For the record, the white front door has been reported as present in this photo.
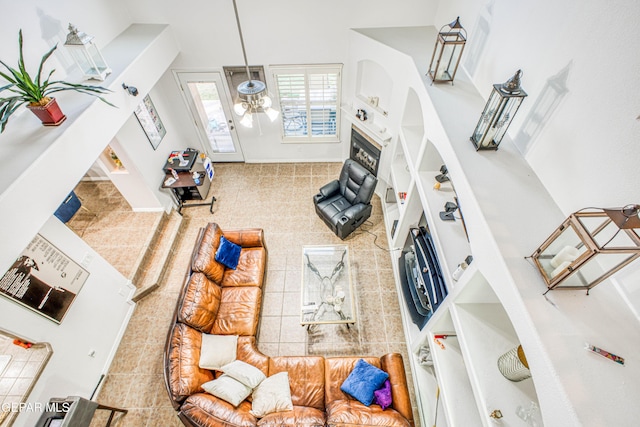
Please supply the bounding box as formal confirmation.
[176,71,244,162]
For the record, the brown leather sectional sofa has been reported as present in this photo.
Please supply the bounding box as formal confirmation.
[164,223,415,427]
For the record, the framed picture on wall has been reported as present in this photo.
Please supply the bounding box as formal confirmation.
[134,94,166,150]
[0,234,90,324]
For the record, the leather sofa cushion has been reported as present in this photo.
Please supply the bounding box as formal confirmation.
[324,357,382,403]
[181,393,257,427]
[268,356,325,410]
[224,228,266,248]
[222,246,266,288]
[320,194,350,216]
[258,406,325,427]
[167,323,214,403]
[325,399,411,427]
[192,223,226,284]
[212,286,262,336]
[178,272,222,334]
[339,159,376,206]
[237,336,269,376]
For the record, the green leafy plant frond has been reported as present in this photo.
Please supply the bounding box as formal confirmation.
[0,29,114,133]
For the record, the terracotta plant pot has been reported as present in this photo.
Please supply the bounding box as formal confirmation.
[26,97,67,126]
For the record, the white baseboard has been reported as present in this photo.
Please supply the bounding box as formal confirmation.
[244,158,344,164]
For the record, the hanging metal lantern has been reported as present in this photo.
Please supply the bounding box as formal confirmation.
[64,24,111,81]
[470,70,528,150]
[427,17,467,84]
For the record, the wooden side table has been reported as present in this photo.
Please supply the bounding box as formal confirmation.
[162,167,215,214]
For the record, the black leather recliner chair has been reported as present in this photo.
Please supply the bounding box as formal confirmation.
[314,159,378,239]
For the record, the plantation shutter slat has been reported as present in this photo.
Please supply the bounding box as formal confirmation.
[273,65,341,142]
[276,73,307,136]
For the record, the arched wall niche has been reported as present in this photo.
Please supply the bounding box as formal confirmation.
[356,59,393,113]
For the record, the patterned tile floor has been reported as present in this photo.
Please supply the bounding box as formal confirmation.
[82,162,418,427]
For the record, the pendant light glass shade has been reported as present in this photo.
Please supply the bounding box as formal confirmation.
[239,111,253,128]
[265,107,279,121]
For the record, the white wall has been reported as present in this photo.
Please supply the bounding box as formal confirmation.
[0,16,179,423]
[0,217,135,427]
[102,136,165,212]
[123,0,438,162]
[0,0,131,83]
[431,0,640,311]
[110,73,198,213]
[433,0,640,215]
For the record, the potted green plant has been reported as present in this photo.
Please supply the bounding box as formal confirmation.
[0,29,114,133]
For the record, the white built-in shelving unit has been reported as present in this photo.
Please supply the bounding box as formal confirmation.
[367,55,538,425]
[385,97,540,426]
[347,25,640,427]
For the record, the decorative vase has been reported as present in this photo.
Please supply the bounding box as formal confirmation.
[26,97,67,126]
[497,345,531,382]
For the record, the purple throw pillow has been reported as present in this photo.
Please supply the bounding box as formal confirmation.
[373,379,392,410]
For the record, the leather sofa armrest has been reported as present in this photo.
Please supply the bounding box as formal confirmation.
[237,336,270,375]
[315,180,340,203]
[381,353,414,426]
[223,228,265,248]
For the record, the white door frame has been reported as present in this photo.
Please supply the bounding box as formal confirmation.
[174,70,244,162]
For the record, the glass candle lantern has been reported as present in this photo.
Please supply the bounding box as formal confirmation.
[427,17,467,84]
[64,24,111,81]
[470,70,527,150]
[530,205,640,294]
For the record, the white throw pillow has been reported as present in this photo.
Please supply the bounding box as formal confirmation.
[202,374,252,407]
[250,372,293,418]
[221,360,266,389]
[199,334,238,370]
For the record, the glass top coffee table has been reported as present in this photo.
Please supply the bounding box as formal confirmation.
[301,245,356,328]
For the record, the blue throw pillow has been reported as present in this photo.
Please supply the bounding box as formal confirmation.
[340,359,389,406]
[215,236,241,270]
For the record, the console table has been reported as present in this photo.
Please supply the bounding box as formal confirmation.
[161,152,215,214]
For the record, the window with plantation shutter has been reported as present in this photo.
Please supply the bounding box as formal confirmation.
[272,64,342,143]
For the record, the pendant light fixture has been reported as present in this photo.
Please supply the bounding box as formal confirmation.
[231,0,279,128]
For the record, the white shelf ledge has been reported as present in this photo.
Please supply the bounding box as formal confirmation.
[341,105,392,146]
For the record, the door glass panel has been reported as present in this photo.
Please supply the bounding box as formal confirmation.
[185,82,234,153]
